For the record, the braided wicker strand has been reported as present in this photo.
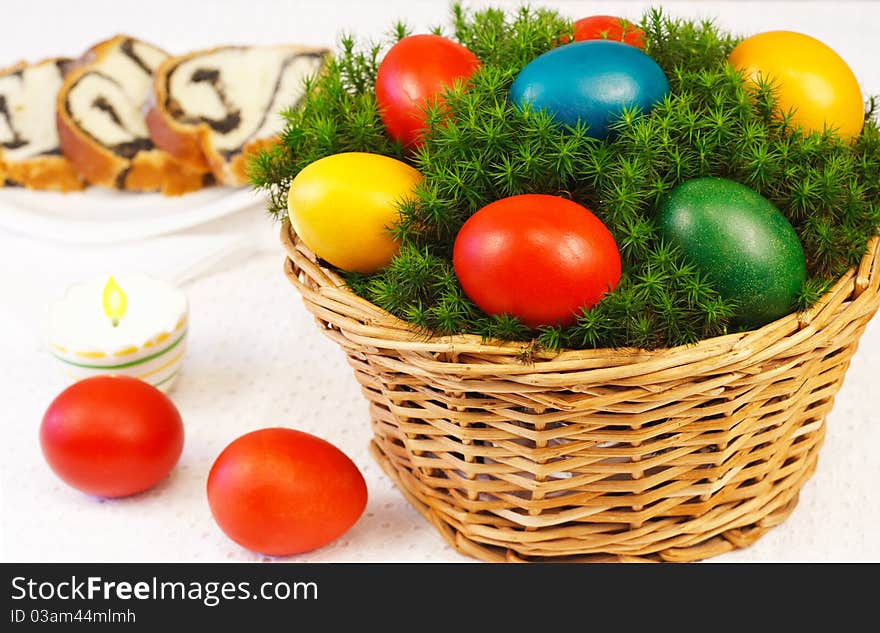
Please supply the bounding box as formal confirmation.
[282,220,880,562]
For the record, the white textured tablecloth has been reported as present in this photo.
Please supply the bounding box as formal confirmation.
[1,0,878,563]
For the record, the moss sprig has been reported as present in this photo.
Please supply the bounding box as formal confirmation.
[251,3,880,352]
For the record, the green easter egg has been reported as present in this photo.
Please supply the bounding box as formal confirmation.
[656,177,807,329]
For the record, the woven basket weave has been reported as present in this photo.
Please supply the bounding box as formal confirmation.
[281,219,880,562]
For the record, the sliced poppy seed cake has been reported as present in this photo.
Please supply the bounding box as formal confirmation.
[147,45,329,186]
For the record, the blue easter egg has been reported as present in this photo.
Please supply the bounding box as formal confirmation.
[508,40,670,139]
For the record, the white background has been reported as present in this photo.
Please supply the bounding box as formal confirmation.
[0,0,878,563]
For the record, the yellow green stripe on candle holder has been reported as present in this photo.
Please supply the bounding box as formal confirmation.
[49,329,187,370]
[48,327,188,394]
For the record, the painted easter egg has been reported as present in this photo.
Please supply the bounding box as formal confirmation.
[207,427,367,556]
[573,15,646,49]
[728,31,864,140]
[40,375,184,499]
[453,194,621,328]
[508,39,669,139]
[655,177,807,329]
[375,34,482,150]
[287,152,422,274]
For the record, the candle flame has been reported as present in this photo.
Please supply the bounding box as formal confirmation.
[102,276,127,327]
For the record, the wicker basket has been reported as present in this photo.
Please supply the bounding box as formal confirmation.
[281,219,880,562]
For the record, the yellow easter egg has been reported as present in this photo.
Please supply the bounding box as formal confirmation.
[287,152,422,273]
[728,30,864,140]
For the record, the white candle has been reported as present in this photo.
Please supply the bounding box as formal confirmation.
[46,273,189,393]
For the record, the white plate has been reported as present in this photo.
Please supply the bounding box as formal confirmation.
[0,185,264,244]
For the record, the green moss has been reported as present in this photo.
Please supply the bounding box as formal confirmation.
[250,3,880,351]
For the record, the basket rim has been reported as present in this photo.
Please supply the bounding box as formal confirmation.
[281,218,880,368]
